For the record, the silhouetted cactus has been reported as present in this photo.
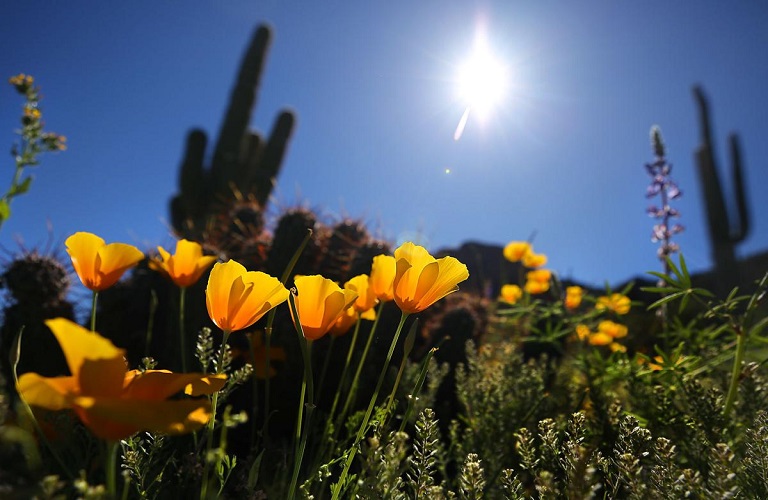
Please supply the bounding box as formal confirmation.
[692,86,750,296]
[0,252,74,385]
[169,24,296,255]
[318,219,371,283]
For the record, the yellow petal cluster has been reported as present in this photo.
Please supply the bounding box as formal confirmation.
[596,293,631,315]
[524,269,552,295]
[205,260,289,333]
[392,242,469,314]
[503,241,531,263]
[565,286,584,310]
[149,239,217,288]
[65,232,144,291]
[17,318,226,440]
[292,275,358,340]
[500,284,523,304]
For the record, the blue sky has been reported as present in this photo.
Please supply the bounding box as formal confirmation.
[2,1,767,288]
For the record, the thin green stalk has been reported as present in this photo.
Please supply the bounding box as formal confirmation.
[90,291,99,331]
[11,328,75,480]
[336,302,384,432]
[256,228,314,451]
[144,289,158,358]
[287,294,315,500]
[399,347,438,433]
[316,335,336,405]
[327,317,362,431]
[723,326,746,417]
[179,287,188,372]
[331,312,409,500]
[201,329,231,500]
[384,319,418,416]
[106,440,119,499]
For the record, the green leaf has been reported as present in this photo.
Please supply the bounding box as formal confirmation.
[0,199,10,221]
[647,291,688,310]
[8,176,32,196]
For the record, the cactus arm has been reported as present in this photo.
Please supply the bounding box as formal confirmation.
[211,25,272,196]
[252,111,295,205]
[728,133,750,241]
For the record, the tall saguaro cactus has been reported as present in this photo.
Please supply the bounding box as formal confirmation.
[170,24,296,247]
[692,85,750,296]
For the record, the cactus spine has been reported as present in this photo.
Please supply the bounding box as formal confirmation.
[692,85,751,296]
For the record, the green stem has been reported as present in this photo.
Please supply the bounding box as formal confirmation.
[144,289,158,358]
[332,312,409,500]
[328,317,362,430]
[106,440,119,499]
[179,287,188,372]
[287,294,315,500]
[723,326,746,417]
[90,291,99,331]
[316,335,336,406]
[201,329,231,500]
[336,302,384,433]
[256,228,314,451]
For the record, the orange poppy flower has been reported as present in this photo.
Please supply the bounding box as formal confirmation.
[149,239,217,288]
[205,260,288,333]
[291,275,358,341]
[65,232,144,291]
[17,318,226,440]
[392,242,469,314]
[369,255,396,302]
[345,274,378,313]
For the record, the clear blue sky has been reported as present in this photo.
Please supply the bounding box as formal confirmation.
[2,1,767,288]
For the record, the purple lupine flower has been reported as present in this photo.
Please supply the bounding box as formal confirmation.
[645,126,683,274]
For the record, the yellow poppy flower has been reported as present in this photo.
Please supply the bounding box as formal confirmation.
[17,318,226,441]
[149,239,217,288]
[292,275,358,341]
[500,284,522,304]
[392,242,469,314]
[345,274,379,313]
[565,286,584,310]
[329,306,358,337]
[503,241,531,263]
[65,232,144,291]
[597,320,628,339]
[588,332,613,346]
[575,324,591,341]
[522,252,547,268]
[205,260,289,333]
[524,269,552,295]
[369,255,396,302]
[596,293,631,315]
[609,342,627,353]
[230,331,287,379]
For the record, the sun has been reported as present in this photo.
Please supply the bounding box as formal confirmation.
[453,34,509,140]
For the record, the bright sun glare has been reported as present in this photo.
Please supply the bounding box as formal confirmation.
[454,34,508,140]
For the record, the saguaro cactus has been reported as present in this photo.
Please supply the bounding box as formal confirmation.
[170,24,296,248]
[692,85,750,296]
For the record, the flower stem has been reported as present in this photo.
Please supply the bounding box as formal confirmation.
[336,302,384,433]
[106,440,119,499]
[90,291,99,331]
[179,287,188,372]
[331,312,409,500]
[201,329,231,500]
[287,295,315,500]
[723,325,746,417]
[327,317,361,430]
